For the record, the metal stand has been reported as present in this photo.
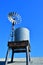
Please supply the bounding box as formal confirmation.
[5,40,31,65]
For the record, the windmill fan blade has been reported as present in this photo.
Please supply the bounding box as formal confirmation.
[8,12,22,24]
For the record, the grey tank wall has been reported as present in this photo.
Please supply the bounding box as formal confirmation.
[15,27,30,42]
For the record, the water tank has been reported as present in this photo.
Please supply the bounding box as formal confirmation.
[15,27,30,42]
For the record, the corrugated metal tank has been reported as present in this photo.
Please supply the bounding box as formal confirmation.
[15,27,30,42]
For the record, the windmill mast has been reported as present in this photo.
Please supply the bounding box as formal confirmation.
[8,12,22,41]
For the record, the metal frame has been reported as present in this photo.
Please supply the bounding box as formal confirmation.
[5,40,31,65]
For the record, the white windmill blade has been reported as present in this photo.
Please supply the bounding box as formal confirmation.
[8,16,15,23]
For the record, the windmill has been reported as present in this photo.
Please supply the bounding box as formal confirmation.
[5,12,31,65]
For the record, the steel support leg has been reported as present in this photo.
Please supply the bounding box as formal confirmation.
[26,46,30,65]
[5,48,10,65]
[11,49,14,62]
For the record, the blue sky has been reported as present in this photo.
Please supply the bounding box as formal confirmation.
[0,0,43,58]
